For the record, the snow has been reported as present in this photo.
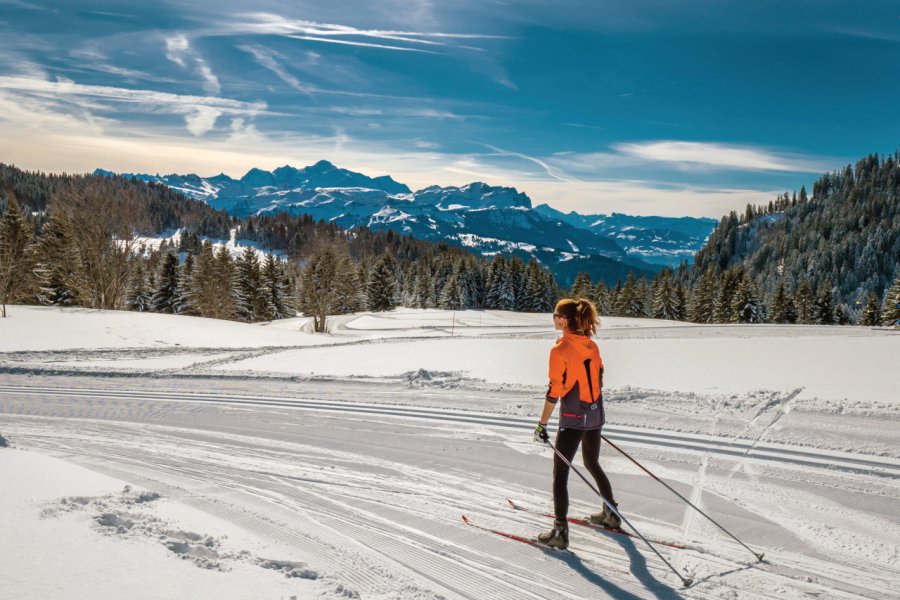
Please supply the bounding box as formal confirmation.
[0,450,325,600]
[452,233,538,253]
[1,305,899,599]
[217,321,897,407]
[0,305,318,351]
[132,227,286,261]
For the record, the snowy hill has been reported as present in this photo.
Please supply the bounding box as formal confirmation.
[100,163,694,284]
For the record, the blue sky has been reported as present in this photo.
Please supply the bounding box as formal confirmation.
[0,0,898,217]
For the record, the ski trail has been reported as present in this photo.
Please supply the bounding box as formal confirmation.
[677,396,724,566]
[727,387,804,478]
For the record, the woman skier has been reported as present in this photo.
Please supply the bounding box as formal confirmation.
[533,298,620,549]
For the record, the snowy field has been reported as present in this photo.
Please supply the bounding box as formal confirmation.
[1,306,898,599]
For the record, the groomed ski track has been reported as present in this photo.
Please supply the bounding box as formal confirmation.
[2,379,898,599]
[2,384,897,478]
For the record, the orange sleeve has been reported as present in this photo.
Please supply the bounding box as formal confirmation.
[547,342,567,400]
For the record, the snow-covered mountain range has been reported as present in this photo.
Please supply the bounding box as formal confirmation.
[99,161,717,285]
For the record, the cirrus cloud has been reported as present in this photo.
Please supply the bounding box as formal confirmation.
[613,140,829,173]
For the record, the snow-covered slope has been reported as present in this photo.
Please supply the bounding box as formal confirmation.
[2,307,898,599]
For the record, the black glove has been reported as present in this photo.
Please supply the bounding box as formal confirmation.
[534,422,549,443]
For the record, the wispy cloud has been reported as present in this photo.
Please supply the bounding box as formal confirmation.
[564,122,605,131]
[0,88,109,134]
[613,140,828,172]
[479,143,575,182]
[325,106,464,119]
[238,44,308,92]
[286,35,438,54]
[67,46,176,84]
[830,26,900,43]
[218,13,507,54]
[0,76,266,136]
[0,0,44,10]
[0,76,265,113]
[164,33,221,95]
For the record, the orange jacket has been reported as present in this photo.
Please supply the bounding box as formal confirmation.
[547,332,604,403]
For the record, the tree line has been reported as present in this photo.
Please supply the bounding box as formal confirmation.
[0,164,559,327]
[3,154,899,328]
[677,151,900,325]
[566,266,900,326]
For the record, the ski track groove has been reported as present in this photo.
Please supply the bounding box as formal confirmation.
[2,384,897,476]
[728,388,805,477]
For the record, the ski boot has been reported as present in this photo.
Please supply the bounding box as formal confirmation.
[537,519,569,549]
[589,501,622,530]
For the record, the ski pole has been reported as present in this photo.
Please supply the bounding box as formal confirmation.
[601,433,765,562]
[544,439,694,588]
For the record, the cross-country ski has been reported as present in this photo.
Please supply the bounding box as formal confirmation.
[506,499,689,550]
[461,515,573,553]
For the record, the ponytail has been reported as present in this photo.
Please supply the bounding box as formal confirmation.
[555,297,599,336]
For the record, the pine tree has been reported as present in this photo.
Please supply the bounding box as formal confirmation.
[769,280,796,324]
[438,272,464,310]
[635,276,649,317]
[674,283,687,321]
[34,213,79,306]
[334,253,366,314]
[795,280,814,324]
[607,281,622,316]
[188,241,216,318]
[462,259,488,309]
[812,280,835,325]
[688,267,718,323]
[592,281,609,317]
[730,274,766,323]
[367,254,398,312]
[175,253,197,315]
[212,245,238,320]
[570,272,593,300]
[235,247,272,322]
[484,256,506,309]
[413,260,434,309]
[150,251,181,314]
[521,259,546,312]
[509,257,527,311]
[834,304,850,325]
[126,261,152,312]
[714,269,741,323]
[261,254,292,319]
[859,291,881,326]
[617,273,638,317]
[0,196,35,317]
[652,272,679,320]
[881,272,900,326]
[496,260,516,311]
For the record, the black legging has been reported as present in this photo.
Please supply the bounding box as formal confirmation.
[552,427,615,521]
